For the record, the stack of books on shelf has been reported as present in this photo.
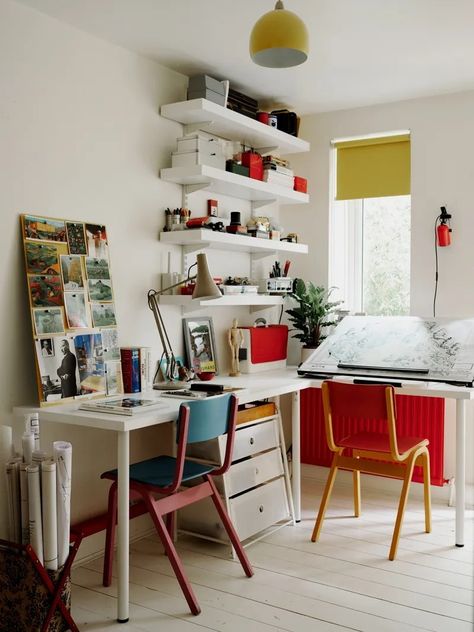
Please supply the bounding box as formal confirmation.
[262,155,294,188]
[120,347,152,393]
[226,88,258,119]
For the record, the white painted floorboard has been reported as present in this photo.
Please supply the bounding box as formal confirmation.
[71,476,473,631]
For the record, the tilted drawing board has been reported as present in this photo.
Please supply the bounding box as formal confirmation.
[298,315,474,386]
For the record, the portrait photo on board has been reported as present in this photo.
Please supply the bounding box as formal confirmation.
[35,336,80,401]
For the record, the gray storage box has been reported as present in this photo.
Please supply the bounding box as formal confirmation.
[187,74,226,106]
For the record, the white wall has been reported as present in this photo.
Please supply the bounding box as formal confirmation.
[281,90,474,487]
[0,0,286,553]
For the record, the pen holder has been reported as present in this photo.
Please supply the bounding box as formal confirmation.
[259,278,293,295]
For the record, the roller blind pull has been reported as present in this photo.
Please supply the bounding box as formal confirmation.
[334,133,410,200]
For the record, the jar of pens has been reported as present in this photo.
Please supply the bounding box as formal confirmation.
[259,260,293,295]
[163,207,191,231]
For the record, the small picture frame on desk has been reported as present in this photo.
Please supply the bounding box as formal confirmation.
[183,317,218,375]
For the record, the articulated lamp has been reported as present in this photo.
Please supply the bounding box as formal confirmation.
[249,1,309,68]
[148,253,221,390]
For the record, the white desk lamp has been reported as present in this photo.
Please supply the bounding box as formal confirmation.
[148,253,221,389]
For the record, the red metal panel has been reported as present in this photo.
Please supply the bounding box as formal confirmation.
[300,387,445,486]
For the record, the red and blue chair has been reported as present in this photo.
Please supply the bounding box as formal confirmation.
[101,393,253,615]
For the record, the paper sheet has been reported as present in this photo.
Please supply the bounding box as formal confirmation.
[27,464,44,563]
[54,441,72,567]
[19,463,29,545]
[0,425,13,539]
[41,460,58,570]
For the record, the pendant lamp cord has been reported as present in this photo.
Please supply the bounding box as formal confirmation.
[433,214,441,317]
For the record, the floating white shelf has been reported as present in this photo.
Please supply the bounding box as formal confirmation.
[160,165,308,205]
[159,294,285,313]
[160,98,310,155]
[160,229,308,255]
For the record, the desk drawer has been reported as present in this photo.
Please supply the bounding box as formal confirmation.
[186,418,279,464]
[229,477,290,541]
[225,449,284,497]
[179,475,289,542]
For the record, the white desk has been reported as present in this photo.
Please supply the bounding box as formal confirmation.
[14,369,473,623]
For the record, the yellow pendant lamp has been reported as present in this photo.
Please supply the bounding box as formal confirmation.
[250,1,309,68]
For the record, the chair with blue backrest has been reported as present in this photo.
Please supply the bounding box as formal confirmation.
[100,393,253,615]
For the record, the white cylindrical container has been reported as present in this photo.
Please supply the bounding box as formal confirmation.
[22,431,34,465]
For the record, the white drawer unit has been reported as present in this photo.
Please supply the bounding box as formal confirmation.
[187,417,280,464]
[179,406,294,552]
[229,477,290,542]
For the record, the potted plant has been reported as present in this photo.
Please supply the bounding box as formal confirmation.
[286,279,342,363]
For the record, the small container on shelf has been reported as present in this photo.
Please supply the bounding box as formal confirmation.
[294,176,307,193]
[259,278,294,295]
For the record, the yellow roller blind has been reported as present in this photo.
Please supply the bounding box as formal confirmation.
[335,134,410,200]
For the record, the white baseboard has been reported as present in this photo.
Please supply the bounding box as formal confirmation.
[301,463,474,508]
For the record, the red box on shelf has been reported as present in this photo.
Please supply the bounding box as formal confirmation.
[294,176,307,193]
[241,151,263,180]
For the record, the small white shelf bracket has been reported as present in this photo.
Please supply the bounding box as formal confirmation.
[183,120,214,135]
[254,145,278,155]
[182,182,210,207]
[251,199,276,212]
[182,243,209,274]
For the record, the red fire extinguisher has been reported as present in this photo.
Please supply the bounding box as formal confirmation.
[436,206,452,247]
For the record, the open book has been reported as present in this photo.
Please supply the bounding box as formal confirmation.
[79,396,168,416]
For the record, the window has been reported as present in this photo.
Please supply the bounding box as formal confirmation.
[329,133,411,316]
[330,196,411,315]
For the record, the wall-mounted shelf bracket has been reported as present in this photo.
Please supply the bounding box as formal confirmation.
[182,182,210,207]
[251,199,276,212]
[183,120,213,135]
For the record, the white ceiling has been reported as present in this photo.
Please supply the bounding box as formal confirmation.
[16,0,474,114]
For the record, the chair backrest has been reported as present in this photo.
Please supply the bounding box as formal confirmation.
[322,381,402,461]
[169,394,238,491]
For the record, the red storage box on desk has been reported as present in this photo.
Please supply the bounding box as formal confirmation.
[239,324,288,373]
[241,151,263,180]
[294,176,307,193]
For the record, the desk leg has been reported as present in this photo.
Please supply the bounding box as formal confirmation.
[455,400,466,547]
[292,391,301,522]
[117,431,130,622]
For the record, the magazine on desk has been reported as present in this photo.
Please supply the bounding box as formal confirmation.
[79,396,169,416]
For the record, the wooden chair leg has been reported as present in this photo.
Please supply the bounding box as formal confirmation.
[103,481,118,587]
[421,449,432,533]
[144,494,201,616]
[389,456,416,561]
[311,455,339,542]
[206,476,254,578]
[353,470,361,517]
[166,511,176,542]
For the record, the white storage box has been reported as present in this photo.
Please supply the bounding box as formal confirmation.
[177,133,223,155]
[171,149,226,170]
[221,285,259,295]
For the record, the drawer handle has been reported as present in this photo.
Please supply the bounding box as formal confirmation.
[259,505,264,513]
[255,468,259,475]
[249,437,255,445]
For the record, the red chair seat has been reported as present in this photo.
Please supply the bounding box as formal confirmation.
[339,431,429,454]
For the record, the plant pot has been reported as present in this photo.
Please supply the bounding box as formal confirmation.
[301,346,317,363]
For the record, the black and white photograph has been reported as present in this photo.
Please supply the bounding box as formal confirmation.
[35,336,80,401]
[32,307,65,336]
[183,317,218,374]
[40,338,54,357]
